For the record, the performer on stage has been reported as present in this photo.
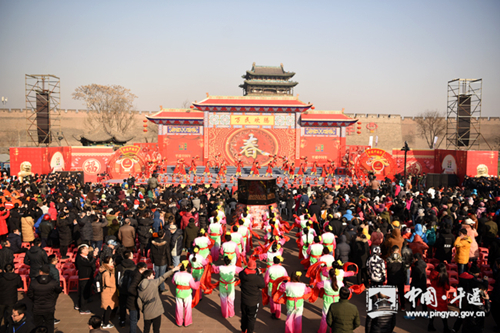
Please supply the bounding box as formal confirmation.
[281,155,289,175]
[288,162,295,179]
[265,162,273,177]
[172,260,200,327]
[235,154,244,177]
[301,157,308,175]
[250,160,260,177]
[189,156,198,175]
[203,160,213,176]
[214,153,222,170]
[311,161,318,176]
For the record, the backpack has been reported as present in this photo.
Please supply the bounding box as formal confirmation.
[426,228,436,246]
[118,268,134,292]
[94,271,104,293]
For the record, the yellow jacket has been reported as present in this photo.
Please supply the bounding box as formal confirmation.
[454,236,472,264]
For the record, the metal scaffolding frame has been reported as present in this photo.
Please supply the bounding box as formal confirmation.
[445,78,487,150]
[25,74,67,146]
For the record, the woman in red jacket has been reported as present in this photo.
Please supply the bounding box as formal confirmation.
[0,207,10,241]
[427,263,450,332]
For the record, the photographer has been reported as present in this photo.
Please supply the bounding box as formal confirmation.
[238,259,265,333]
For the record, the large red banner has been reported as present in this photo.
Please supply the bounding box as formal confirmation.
[206,128,296,166]
[391,149,435,175]
[466,150,498,177]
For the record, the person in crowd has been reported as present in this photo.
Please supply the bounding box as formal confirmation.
[27,264,62,333]
[427,263,450,332]
[6,229,23,254]
[8,303,35,333]
[99,256,118,329]
[386,245,405,310]
[150,230,170,293]
[366,246,385,286]
[455,228,472,274]
[239,258,265,333]
[168,224,183,267]
[75,244,98,315]
[326,286,360,333]
[0,263,23,327]
[24,238,48,279]
[90,214,107,254]
[118,218,136,251]
[88,315,106,333]
[127,262,148,333]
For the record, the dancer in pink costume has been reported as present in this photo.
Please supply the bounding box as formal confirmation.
[208,218,223,261]
[172,261,200,327]
[314,268,340,333]
[264,255,288,320]
[220,233,241,266]
[258,242,284,271]
[193,228,212,259]
[211,255,244,318]
[274,271,312,333]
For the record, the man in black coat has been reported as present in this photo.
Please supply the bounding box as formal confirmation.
[57,209,72,259]
[116,251,136,328]
[238,259,265,333]
[6,229,23,254]
[75,244,98,314]
[27,264,62,333]
[8,303,35,333]
[127,262,147,333]
[0,240,14,272]
[434,227,455,263]
[23,238,48,279]
[0,263,23,327]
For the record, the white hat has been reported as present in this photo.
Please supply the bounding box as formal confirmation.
[464,218,475,225]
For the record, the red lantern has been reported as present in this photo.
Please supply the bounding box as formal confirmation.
[143,124,148,127]
[143,129,148,133]
[357,121,362,125]
[143,119,147,122]
[357,131,361,135]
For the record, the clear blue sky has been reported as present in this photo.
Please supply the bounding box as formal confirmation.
[1,0,499,116]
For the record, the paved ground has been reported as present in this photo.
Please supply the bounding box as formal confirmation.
[21,229,496,333]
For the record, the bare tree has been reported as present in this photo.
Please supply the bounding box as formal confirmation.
[414,110,446,149]
[72,84,137,136]
[181,99,191,109]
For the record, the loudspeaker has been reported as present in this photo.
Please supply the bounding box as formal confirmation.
[457,94,471,147]
[55,171,84,186]
[36,92,51,144]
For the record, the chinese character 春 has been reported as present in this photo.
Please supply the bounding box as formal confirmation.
[450,287,466,308]
[404,286,423,308]
[240,134,268,158]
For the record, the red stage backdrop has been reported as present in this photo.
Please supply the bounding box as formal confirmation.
[300,128,345,165]
[434,149,468,181]
[392,149,435,175]
[355,148,397,180]
[106,145,149,180]
[158,133,203,165]
[466,150,498,177]
[68,147,113,182]
[206,127,296,166]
